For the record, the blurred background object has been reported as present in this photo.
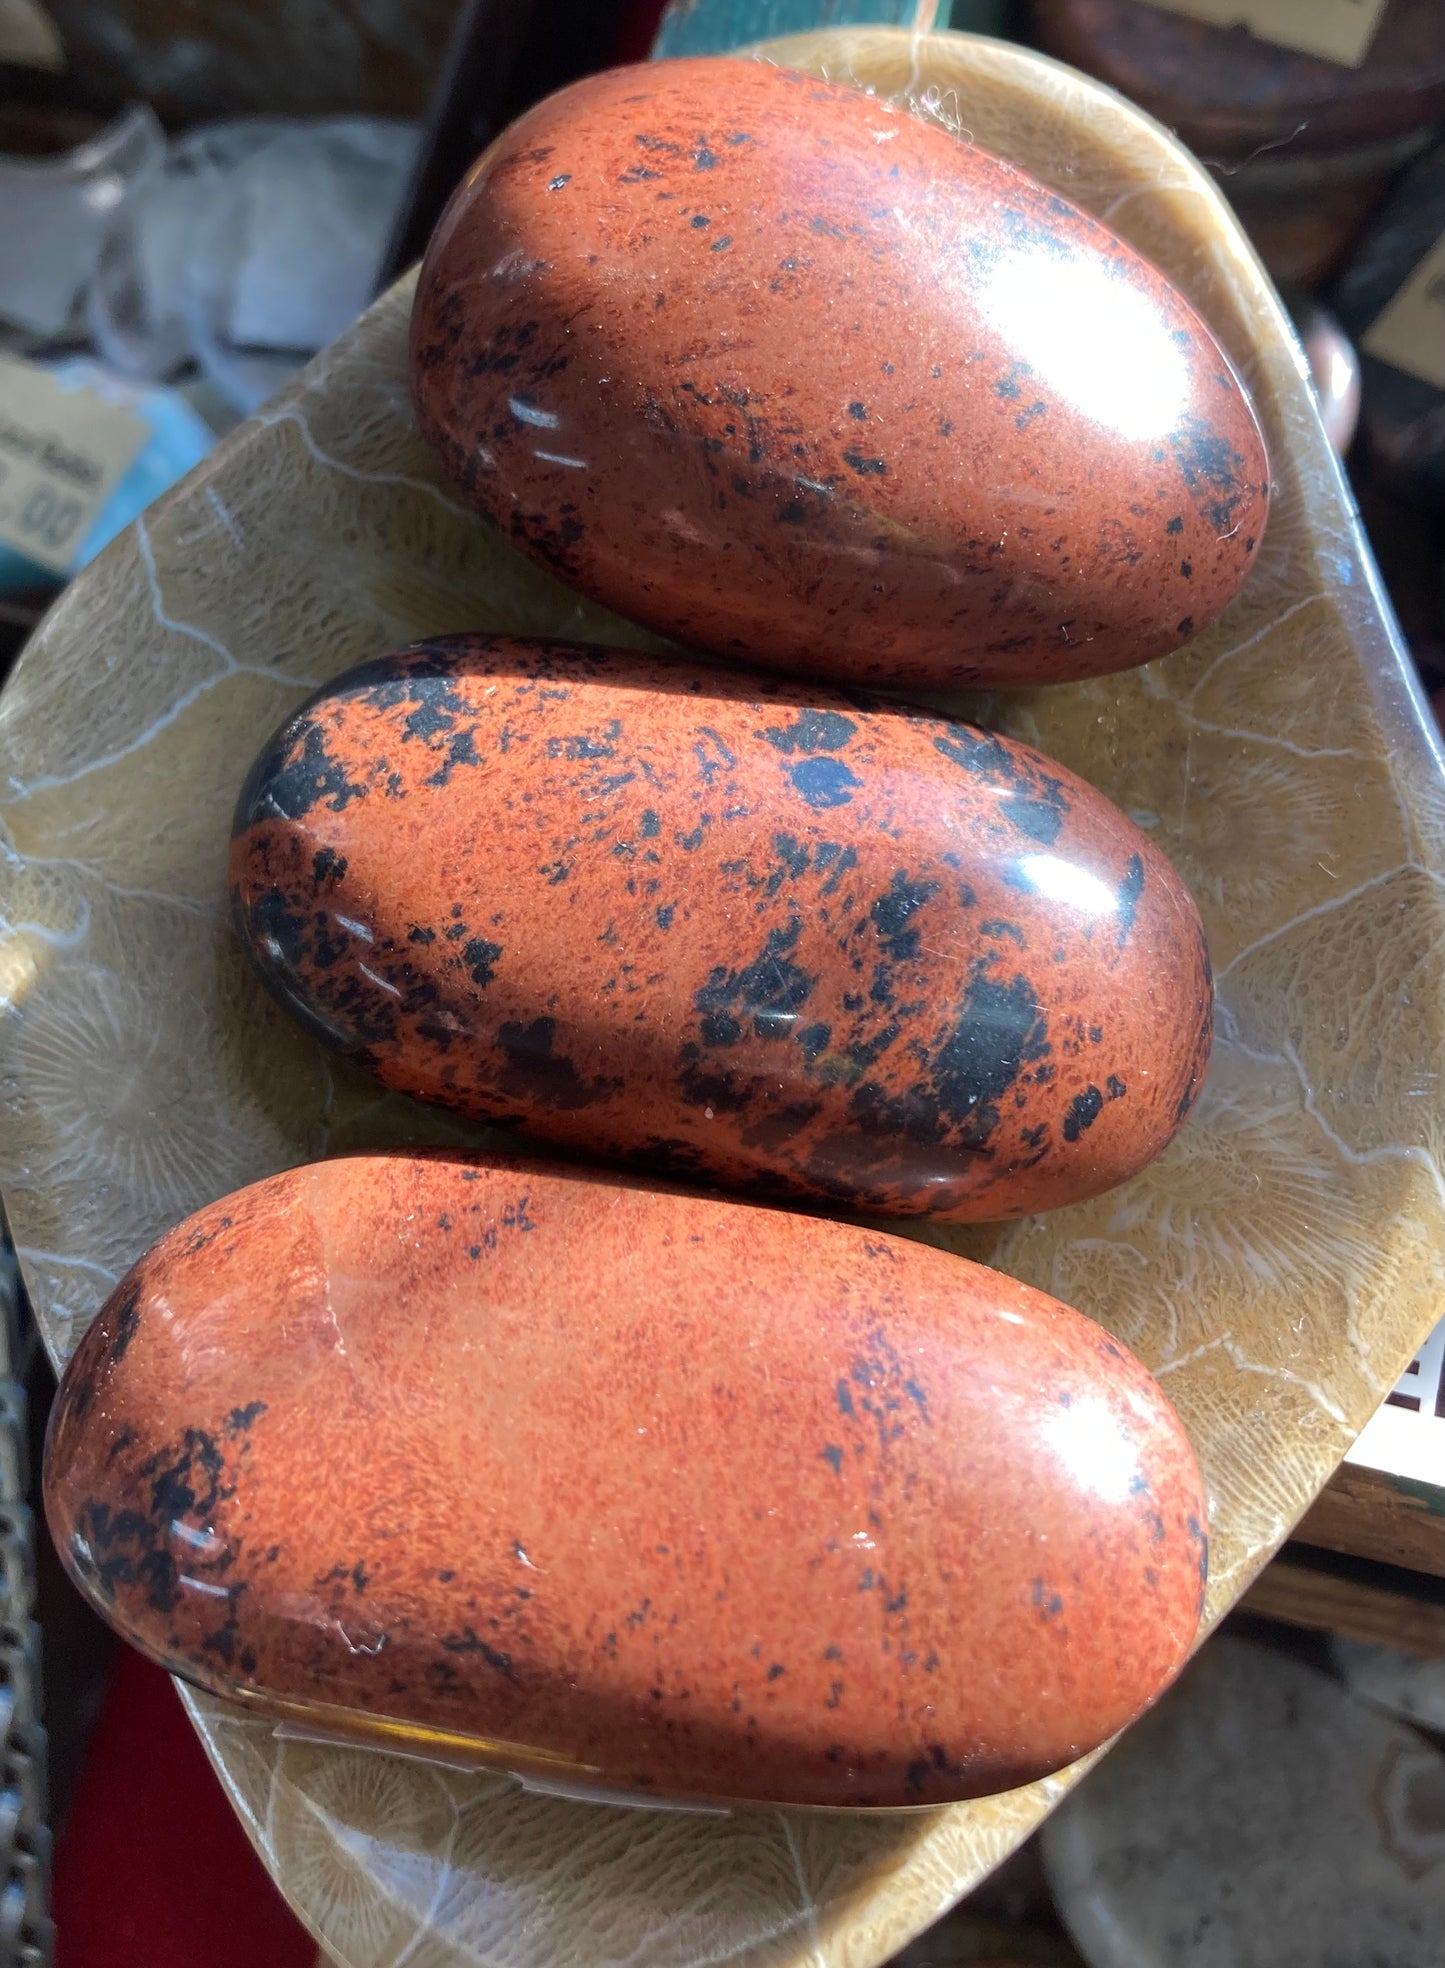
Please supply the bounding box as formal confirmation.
[1028,0,1445,286]
[0,0,64,74]
[0,103,160,342]
[93,116,419,413]
[1041,1630,1445,1968]
[378,0,636,284]
[0,357,212,592]
[26,111,420,416]
[1333,1636,1445,1731]
[28,0,459,125]
[1281,286,1361,456]
[1330,139,1445,511]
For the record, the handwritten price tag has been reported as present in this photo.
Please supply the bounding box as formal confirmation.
[0,355,148,578]
[1137,0,1389,69]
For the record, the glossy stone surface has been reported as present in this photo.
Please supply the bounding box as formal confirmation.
[410,58,1270,692]
[3,27,1443,1968]
[230,636,1211,1221]
[45,1151,1209,1810]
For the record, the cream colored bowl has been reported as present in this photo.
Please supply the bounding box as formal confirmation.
[4,28,1443,1968]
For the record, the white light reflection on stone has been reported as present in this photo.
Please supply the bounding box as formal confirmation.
[978,249,1191,441]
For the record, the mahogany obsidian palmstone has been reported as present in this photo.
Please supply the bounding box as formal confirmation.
[228,636,1212,1222]
[44,1153,1211,1809]
[409,57,1270,691]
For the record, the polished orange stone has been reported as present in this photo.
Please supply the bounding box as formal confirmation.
[229,636,1212,1222]
[410,57,1270,691]
[45,1153,1209,1809]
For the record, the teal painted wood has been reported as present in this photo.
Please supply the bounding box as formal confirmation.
[652,0,931,61]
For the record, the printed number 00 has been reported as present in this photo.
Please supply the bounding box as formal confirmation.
[19,485,84,551]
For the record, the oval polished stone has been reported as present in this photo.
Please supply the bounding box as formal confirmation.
[229,636,1213,1222]
[44,1153,1210,1809]
[410,57,1270,691]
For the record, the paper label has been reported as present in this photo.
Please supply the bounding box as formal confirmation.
[1361,233,1445,393]
[0,357,148,577]
[1137,0,1389,69]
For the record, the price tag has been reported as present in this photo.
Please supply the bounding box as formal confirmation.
[0,355,148,578]
[1361,233,1445,393]
[1137,0,1389,69]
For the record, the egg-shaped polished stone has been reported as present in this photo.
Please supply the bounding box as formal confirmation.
[45,1152,1210,1809]
[229,637,1213,1222]
[410,57,1270,691]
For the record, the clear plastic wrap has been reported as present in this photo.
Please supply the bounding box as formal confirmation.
[0,105,163,339]
[90,118,418,414]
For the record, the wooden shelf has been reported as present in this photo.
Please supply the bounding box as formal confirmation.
[1241,1548,1445,1657]
[1296,1460,1444,1577]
